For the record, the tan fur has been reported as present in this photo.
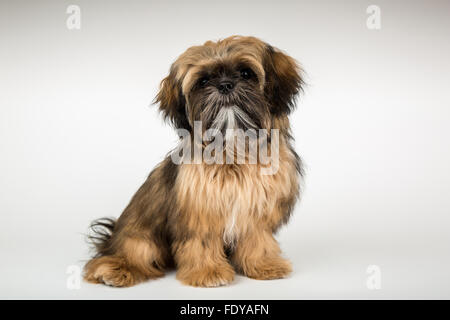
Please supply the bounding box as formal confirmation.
[171,138,298,284]
[176,140,298,242]
[84,238,165,287]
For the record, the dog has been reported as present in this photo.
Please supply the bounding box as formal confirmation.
[84,35,304,287]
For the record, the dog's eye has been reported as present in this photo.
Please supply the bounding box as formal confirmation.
[199,77,209,87]
[240,68,255,80]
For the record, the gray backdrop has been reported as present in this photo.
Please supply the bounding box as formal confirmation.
[1,0,449,299]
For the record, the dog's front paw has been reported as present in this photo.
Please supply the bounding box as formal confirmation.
[177,264,235,287]
[242,257,292,280]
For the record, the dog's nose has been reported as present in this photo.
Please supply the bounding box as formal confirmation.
[217,81,234,94]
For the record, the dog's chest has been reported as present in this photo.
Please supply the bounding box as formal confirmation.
[176,156,297,242]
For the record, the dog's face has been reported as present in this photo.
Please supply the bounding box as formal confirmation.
[155,36,303,133]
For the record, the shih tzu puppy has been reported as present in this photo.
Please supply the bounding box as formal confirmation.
[84,36,304,287]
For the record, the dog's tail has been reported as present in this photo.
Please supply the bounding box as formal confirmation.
[86,217,116,257]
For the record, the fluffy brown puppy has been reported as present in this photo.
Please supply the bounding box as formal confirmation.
[84,36,304,287]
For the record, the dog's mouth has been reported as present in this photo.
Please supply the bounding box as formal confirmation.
[202,91,266,131]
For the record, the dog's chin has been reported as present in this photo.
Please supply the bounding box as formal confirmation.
[208,105,258,134]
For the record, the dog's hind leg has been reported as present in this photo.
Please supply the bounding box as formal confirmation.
[84,234,169,287]
[84,158,177,287]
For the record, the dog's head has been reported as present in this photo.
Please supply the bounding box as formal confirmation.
[155,36,303,133]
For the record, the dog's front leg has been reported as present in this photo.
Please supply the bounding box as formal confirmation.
[231,228,292,280]
[172,228,235,287]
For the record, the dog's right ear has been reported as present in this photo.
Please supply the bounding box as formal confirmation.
[154,68,190,129]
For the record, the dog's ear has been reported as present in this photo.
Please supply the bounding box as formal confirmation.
[264,45,304,115]
[154,69,190,129]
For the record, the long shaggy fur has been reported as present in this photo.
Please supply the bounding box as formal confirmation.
[84,35,304,287]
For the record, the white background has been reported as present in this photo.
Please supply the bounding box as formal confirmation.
[1,0,450,299]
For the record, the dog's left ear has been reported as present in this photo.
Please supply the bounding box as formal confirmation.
[264,45,304,115]
[154,68,190,130]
